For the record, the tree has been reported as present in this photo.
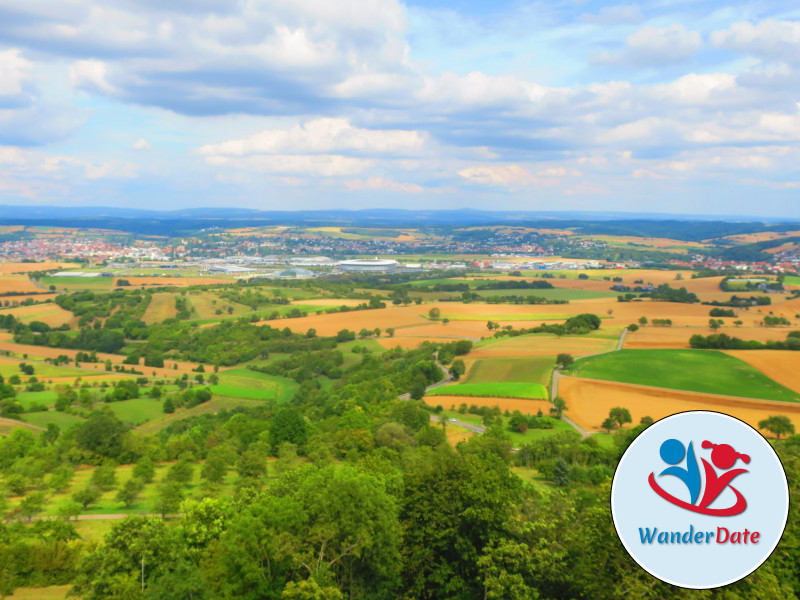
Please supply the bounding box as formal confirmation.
[237,449,268,483]
[282,579,344,600]
[201,452,228,485]
[758,415,795,439]
[551,396,567,417]
[75,409,126,459]
[306,328,317,338]
[155,482,184,517]
[57,499,83,521]
[449,359,466,381]
[627,323,639,332]
[601,417,616,433]
[428,307,441,320]
[386,328,395,338]
[609,407,632,428]
[167,459,194,485]
[133,456,156,483]
[409,375,427,400]
[90,461,118,491]
[270,407,308,450]
[19,491,46,521]
[638,316,648,326]
[49,466,73,492]
[709,318,722,331]
[163,396,175,414]
[441,318,449,326]
[555,353,574,369]
[72,485,102,509]
[116,477,144,508]
[552,458,570,487]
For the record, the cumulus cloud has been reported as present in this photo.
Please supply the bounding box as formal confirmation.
[0,0,412,115]
[198,118,424,157]
[132,138,152,150]
[69,60,118,94]
[711,20,800,63]
[593,24,702,67]
[581,4,644,26]
[344,177,424,193]
[204,154,372,176]
[0,49,33,97]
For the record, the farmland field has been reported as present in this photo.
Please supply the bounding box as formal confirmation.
[39,276,114,291]
[567,349,799,402]
[21,410,85,430]
[108,397,168,425]
[428,381,548,399]
[465,356,554,385]
[427,394,553,414]
[472,288,617,300]
[2,302,74,327]
[142,292,177,323]
[560,376,800,434]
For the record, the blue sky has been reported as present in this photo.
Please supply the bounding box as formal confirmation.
[1,0,800,217]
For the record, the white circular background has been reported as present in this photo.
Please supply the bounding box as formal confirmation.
[611,411,789,589]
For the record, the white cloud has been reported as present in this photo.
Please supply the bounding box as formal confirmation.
[198,118,424,156]
[581,4,644,26]
[594,24,702,67]
[458,164,537,187]
[132,138,152,150]
[0,49,33,96]
[712,20,800,63]
[69,59,117,94]
[205,154,372,176]
[344,177,424,193]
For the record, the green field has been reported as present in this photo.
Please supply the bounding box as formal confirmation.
[16,390,57,409]
[465,357,553,385]
[39,276,114,291]
[0,362,98,378]
[784,275,800,287]
[473,288,617,301]
[216,369,298,403]
[567,349,800,402]
[107,397,167,425]
[21,410,85,430]
[135,396,265,434]
[428,382,548,399]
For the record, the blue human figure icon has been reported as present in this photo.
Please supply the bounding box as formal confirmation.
[658,438,701,505]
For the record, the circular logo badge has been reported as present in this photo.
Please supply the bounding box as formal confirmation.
[611,411,789,589]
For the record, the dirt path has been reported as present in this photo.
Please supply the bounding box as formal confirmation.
[550,327,628,438]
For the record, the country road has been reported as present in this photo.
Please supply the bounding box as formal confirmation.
[551,327,628,438]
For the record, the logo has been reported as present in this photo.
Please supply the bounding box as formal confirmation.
[611,411,789,589]
[648,439,750,516]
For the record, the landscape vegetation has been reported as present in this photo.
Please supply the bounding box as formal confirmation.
[0,217,800,598]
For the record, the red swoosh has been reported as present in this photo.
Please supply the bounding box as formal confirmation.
[648,472,747,516]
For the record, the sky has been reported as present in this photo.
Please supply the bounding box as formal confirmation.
[0,0,799,217]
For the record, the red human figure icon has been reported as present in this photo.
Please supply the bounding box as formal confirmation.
[698,441,750,512]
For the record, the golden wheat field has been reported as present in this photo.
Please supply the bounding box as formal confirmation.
[142,293,177,324]
[425,395,553,415]
[725,351,800,394]
[0,303,74,327]
[559,376,800,434]
[271,307,428,336]
[472,334,618,357]
[118,276,232,287]
[624,325,794,349]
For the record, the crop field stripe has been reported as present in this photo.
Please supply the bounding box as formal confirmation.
[428,382,548,399]
[567,349,800,402]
